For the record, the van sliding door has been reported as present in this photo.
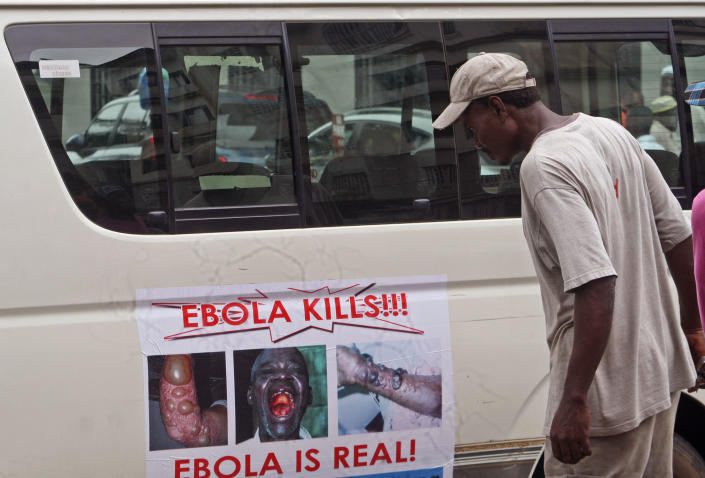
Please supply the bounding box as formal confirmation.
[153,23,302,233]
[286,22,456,226]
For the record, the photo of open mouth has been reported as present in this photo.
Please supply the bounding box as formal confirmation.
[269,389,295,418]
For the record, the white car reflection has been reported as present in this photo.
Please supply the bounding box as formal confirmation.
[307,107,514,186]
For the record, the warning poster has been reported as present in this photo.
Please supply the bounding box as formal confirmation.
[136,275,454,477]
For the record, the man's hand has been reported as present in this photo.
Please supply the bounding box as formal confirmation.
[684,329,705,390]
[336,346,367,387]
[549,395,592,464]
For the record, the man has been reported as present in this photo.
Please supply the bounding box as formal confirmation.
[246,347,313,442]
[649,95,681,154]
[433,52,705,476]
[619,88,644,127]
[625,106,665,151]
[662,64,705,143]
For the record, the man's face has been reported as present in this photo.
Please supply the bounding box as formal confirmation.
[463,99,520,164]
[657,109,678,131]
[661,74,675,97]
[248,348,311,441]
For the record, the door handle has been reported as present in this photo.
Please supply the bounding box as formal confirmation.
[170,131,181,153]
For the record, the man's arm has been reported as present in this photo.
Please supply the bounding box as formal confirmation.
[550,275,615,465]
[337,346,442,418]
[665,236,705,380]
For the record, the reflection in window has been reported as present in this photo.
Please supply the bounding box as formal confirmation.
[16,42,168,233]
[674,21,705,192]
[289,22,456,226]
[443,21,553,218]
[159,45,295,209]
[681,41,705,145]
[556,40,681,186]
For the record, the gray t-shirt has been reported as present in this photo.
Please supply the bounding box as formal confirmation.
[520,113,696,436]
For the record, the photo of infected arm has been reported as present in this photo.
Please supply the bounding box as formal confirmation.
[336,344,442,419]
[150,353,228,449]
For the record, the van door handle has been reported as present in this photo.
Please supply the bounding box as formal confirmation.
[413,198,430,210]
[147,210,168,226]
[170,131,181,153]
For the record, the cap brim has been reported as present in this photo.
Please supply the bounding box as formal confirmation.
[432,100,470,130]
[684,80,705,106]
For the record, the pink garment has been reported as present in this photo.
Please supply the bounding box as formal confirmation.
[692,189,705,330]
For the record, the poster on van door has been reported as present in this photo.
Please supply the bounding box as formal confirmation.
[136,275,453,478]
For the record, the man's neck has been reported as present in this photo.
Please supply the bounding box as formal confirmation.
[514,102,572,150]
[258,427,301,442]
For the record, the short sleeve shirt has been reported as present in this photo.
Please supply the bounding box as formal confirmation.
[520,113,695,436]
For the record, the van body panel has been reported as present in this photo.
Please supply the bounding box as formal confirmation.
[2,3,705,477]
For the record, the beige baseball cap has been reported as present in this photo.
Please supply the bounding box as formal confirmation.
[432,52,536,130]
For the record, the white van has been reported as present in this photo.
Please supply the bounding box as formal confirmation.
[4,2,705,477]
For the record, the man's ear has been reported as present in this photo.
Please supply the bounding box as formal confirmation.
[247,386,254,405]
[307,386,313,406]
[488,96,507,118]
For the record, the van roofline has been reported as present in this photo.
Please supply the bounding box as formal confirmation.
[2,0,705,6]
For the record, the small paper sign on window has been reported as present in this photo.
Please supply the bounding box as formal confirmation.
[39,60,80,79]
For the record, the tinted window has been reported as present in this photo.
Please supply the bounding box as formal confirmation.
[555,39,682,186]
[675,20,705,193]
[443,21,555,219]
[6,24,169,234]
[288,22,457,226]
[159,44,296,210]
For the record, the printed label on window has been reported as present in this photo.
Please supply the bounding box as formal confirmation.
[39,60,80,78]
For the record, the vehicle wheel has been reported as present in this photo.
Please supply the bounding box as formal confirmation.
[673,433,705,478]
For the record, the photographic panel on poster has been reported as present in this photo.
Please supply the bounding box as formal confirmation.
[337,339,442,436]
[147,352,228,451]
[234,345,328,444]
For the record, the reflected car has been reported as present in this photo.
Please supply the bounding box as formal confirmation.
[307,107,513,186]
[307,107,434,182]
[64,92,280,170]
[65,92,150,164]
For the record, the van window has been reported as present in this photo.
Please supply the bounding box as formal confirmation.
[674,20,705,192]
[443,21,555,218]
[5,24,169,234]
[288,22,458,226]
[10,20,700,236]
[555,39,683,186]
[159,44,296,209]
